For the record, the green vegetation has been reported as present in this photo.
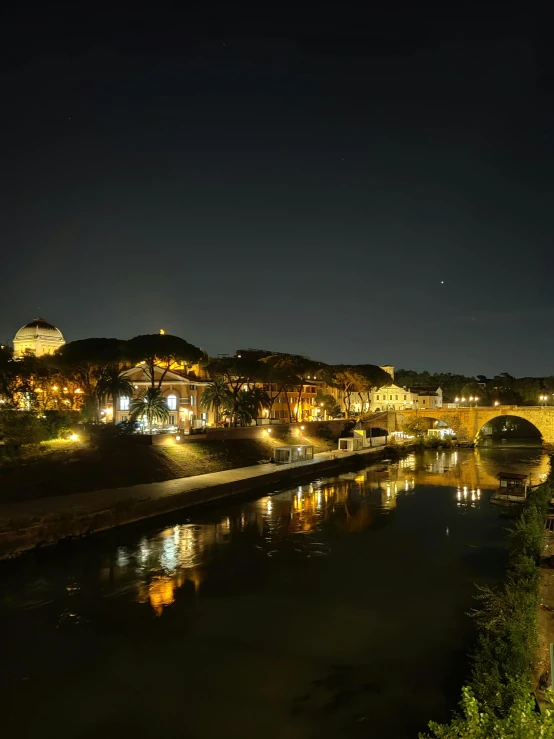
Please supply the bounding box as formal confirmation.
[130,387,170,429]
[96,366,134,423]
[200,377,230,424]
[420,481,554,738]
[422,686,554,738]
[0,409,78,450]
[315,390,341,418]
[403,418,429,438]
[396,367,554,405]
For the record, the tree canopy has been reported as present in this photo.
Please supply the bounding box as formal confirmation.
[126,334,204,388]
[325,364,391,416]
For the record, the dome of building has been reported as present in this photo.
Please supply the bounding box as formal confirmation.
[13,318,65,357]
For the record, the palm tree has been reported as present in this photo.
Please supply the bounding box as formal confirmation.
[96,366,134,423]
[224,390,255,427]
[222,388,269,427]
[200,377,231,425]
[246,386,271,424]
[130,387,170,432]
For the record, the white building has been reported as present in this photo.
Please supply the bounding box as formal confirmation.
[13,318,65,357]
[368,384,443,412]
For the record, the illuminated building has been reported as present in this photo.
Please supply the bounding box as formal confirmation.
[12,318,65,358]
[368,383,443,412]
[108,365,212,428]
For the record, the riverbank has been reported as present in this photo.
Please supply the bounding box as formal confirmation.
[0,443,407,559]
[0,433,335,503]
[421,479,554,737]
[0,448,517,739]
[536,524,554,705]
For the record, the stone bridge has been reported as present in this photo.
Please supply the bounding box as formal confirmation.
[384,406,554,445]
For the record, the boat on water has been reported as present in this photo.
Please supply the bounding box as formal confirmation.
[490,472,529,506]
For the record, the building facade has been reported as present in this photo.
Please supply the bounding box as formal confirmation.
[107,366,212,429]
[369,384,443,412]
[13,318,65,357]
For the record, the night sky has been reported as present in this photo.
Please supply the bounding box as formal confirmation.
[2,2,554,376]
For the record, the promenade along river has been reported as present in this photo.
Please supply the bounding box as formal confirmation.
[0,447,550,739]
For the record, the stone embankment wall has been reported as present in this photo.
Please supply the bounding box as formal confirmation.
[0,444,402,559]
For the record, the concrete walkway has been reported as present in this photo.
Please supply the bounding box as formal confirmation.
[0,443,391,558]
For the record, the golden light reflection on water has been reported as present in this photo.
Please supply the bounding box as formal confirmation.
[104,449,550,616]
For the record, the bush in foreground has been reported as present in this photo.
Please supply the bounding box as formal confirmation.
[420,482,554,737]
[421,685,554,738]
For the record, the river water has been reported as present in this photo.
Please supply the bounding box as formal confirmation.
[0,447,550,739]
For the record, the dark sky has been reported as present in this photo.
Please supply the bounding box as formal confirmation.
[2,1,554,376]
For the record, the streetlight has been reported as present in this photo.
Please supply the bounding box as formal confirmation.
[494,400,500,407]
[540,394,549,406]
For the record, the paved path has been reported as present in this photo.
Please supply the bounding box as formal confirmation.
[0,443,390,557]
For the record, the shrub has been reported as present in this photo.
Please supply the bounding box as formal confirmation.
[317,425,334,441]
[0,410,46,446]
[38,410,79,440]
[421,685,554,738]
[421,480,554,736]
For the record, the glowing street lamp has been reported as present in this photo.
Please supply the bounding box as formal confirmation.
[494,400,500,407]
[540,394,549,406]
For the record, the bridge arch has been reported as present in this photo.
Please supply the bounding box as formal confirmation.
[476,414,542,445]
[394,406,554,446]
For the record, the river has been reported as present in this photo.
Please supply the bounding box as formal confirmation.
[0,447,550,739]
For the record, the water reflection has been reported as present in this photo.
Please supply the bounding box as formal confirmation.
[124,473,405,615]
[0,448,550,739]
[83,448,548,618]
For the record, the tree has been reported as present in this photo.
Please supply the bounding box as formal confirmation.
[514,377,542,405]
[292,358,325,421]
[55,338,126,421]
[461,381,482,399]
[261,356,301,422]
[96,366,135,423]
[396,369,477,403]
[126,334,204,389]
[0,346,25,407]
[327,364,390,417]
[246,386,271,424]
[200,377,231,425]
[129,387,170,431]
[315,390,341,418]
[403,418,429,438]
[205,356,267,426]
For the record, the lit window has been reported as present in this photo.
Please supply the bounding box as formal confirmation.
[190,395,197,406]
[120,396,130,411]
[167,394,178,411]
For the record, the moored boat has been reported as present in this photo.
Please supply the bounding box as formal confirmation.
[490,472,529,506]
